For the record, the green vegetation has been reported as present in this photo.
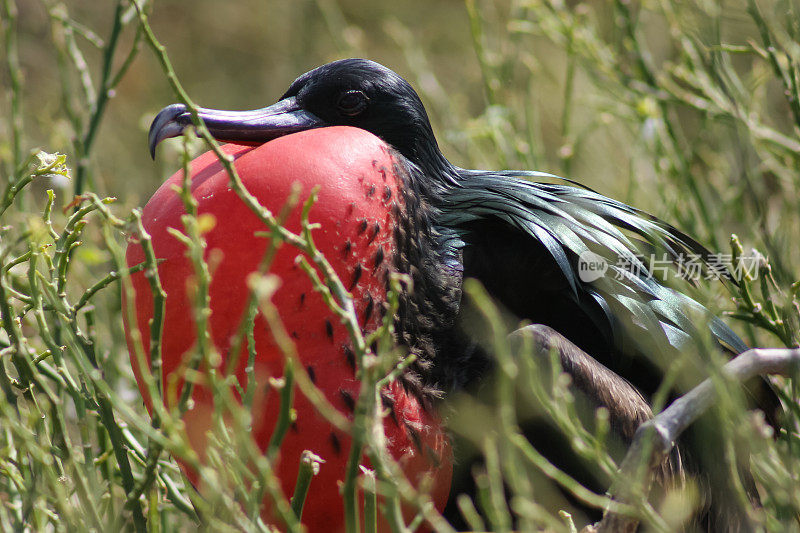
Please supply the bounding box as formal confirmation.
[1,0,799,531]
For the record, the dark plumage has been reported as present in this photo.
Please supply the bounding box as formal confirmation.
[149,58,773,530]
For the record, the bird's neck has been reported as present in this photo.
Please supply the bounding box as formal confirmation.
[410,138,461,193]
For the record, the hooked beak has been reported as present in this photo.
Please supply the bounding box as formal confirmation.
[148,97,325,158]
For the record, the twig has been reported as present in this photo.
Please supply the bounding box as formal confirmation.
[73,261,149,312]
[74,0,126,194]
[593,347,800,533]
[290,451,324,520]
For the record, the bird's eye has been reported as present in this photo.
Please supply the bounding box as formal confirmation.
[337,90,368,116]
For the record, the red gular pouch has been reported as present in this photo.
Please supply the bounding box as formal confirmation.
[124,127,452,532]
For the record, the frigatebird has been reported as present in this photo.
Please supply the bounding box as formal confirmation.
[149,58,771,529]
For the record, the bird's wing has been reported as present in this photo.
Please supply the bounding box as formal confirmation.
[443,169,747,365]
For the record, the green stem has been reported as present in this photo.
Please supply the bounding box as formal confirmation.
[747,0,800,130]
[267,361,295,461]
[74,0,125,195]
[73,261,148,313]
[96,398,148,533]
[362,468,377,533]
[290,450,322,520]
[0,0,22,177]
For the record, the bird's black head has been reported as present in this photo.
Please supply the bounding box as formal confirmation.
[149,59,449,174]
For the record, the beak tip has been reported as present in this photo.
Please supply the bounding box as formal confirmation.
[148,103,189,159]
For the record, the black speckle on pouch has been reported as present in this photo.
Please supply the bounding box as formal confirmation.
[349,264,363,290]
[339,389,355,412]
[343,345,356,370]
[381,392,398,425]
[367,222,380,244]
[364,292,374,322]
[329,433,341,455]
[405,423,423,453]
[373,246,385,271]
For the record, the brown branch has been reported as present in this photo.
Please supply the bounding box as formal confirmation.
[592,347,800,533]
